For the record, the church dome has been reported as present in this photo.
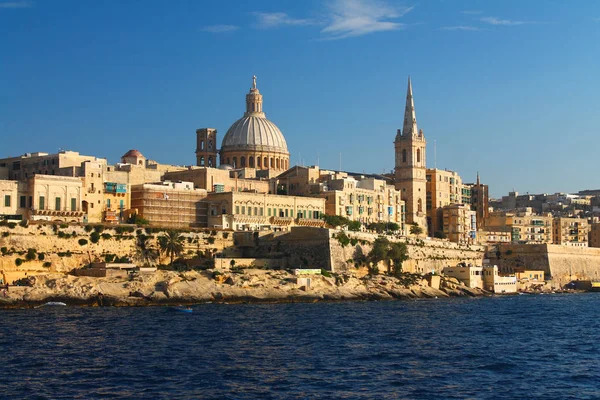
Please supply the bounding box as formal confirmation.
[219,76,290,172]
[221,116,288,153]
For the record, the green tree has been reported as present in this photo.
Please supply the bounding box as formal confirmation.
[158,230,185,266]
[322,214,350,228]
[367,236,390,275]
[347,220,362,232]
[134,234,158,266]
[388,242,409,277]
[410,223,424,236]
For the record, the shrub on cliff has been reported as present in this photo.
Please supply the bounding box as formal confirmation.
[43,262,52,268]
[222,232,229,239]
[78,238,88,246]
[15,258,23,266]
[1,232,9,238]
[19,220,28,228]
[90,232,100,244]
[84,225,93,233]
[1,247,7,255]
[206,237,216,245]
[7,222,17,229]
[25,248,37,261]
[38,253,45,261]
[101,233,112,240]
[93,225,104,233]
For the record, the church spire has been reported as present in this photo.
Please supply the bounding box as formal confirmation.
[402,76,418,137]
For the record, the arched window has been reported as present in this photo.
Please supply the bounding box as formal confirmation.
[200,141,204,150]
[418,198,423,213]
[233,157,237,168]
[257,157,261,168]
[416,149,421,163]
[208,141,212,150]
[264,157,268,168]
[241,156,246,168]
[270,158,274,168]
[199,156,205,166]
[402,149,407,163]
[208,156,213,167]
[276,158,280,169]
[249,156,254,168]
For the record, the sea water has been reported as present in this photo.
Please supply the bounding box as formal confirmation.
[1,294,600,399]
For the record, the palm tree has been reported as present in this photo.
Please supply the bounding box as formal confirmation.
[158,230,184,266]
[134,234,158,266]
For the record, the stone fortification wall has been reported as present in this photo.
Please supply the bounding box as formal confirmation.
[0,223,233,282]
[489,244,600,285]
[327,230,485,273]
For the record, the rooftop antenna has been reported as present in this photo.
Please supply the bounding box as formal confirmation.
[339,153,342,172]
[316,152,319,167]
[434,139,437,169]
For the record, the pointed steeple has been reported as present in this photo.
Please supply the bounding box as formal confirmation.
[402,76,418,137]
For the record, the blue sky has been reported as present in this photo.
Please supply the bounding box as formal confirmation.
[1,0,599,197]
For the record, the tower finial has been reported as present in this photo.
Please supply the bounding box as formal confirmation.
[252,75,257,89]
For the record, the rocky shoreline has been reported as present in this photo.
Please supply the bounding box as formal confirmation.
[0,268,497,308]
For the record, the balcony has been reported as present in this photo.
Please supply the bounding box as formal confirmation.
[31,208,85,218]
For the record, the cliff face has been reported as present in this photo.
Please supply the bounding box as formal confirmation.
[0,224,232,283]
[488,244,600,285]
[327,230,485,274]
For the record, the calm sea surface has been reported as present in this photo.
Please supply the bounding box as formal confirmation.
[2,294,600,399]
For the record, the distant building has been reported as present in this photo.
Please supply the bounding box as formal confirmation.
[426,168,465,235]
[485,208,553,244]
[552,217,588,247]
[589,223,600,248]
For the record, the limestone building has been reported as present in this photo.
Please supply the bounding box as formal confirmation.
[394,77,427,230]
[552,217,588,247]
[426,168,465,235]
[589,223,600,248]
[273,166,406,233]
[441,203,477,244]
[130,181,208,229]
[485,208,553,244]
[204,191,325,231]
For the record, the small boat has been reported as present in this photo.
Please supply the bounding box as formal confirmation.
[172,306,193,313]
[36,301,67,308]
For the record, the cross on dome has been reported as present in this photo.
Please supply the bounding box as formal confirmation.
[252,75,257,89]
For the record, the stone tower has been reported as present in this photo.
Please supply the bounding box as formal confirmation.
[195,128,218,167]
[394,77,428,230]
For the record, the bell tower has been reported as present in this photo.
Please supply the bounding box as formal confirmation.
[196,128,218,168]
[394,77,427,231]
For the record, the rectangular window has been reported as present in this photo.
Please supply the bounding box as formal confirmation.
[55,197,61,211]
[107,199,111,209]
[20,196,26,208]
[254,207,258,216]
[241,206,245,215]
[120,199,124,209]
[4,195,10,207]
[235,205,240,214]
[285,209,289,217]
[39,196,45,210]
[260,208,263,216]
[71,198,77,211]
[268,208,272,216]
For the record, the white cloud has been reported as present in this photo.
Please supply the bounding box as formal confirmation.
[460,10,482,15]
[202,24,239,33]
[0,1,32,8]
[440,25,481,31]
[252,12,314,28]
[481,16,525,26]
[321,0,414,39]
